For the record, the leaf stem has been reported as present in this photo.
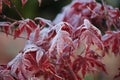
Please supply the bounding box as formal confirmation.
[0,14,17,22]
[61,57,78,80]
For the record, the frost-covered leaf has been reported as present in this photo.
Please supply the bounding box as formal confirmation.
[74,19,104,57]
[72,55,107,78]
[36,48,44,65]
[80,30,104,52]
[23,43,38,54]
[29,26,40,42]
[102,31,120,55]
[54,0,120,30]
[0,22,11,35]
[7,53,23,78]
[12,19,37,39]
[49,22,73,56]
[0,65,15,80]
[35,17,53,27]
[7,44,39,79]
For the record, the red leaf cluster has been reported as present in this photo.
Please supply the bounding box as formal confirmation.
[13,19,37,39]
[102,31,120,55]
[0,65,15,80]
[0,19,38,39]
[0,22,11,35]
[54,0,120,30]
[0,19,108,80]
[0,0,120,80]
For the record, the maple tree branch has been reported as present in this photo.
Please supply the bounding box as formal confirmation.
[101,0,112,31]
[0,14,17,22]
[0,30,27,39]
[101,0,119,31]
[67,63,78,80]
[9,0,24,20]
[61,57,78,80]
[86,6,99,16]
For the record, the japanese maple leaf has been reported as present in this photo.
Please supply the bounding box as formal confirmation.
[0,65,15,80]
[54,0,120,31]
[7,53,25,79]
[72,55,107,78]
[0,22,11,35]
[49,22,73,56]
[102,31,120,55]
[7,40,58,79]
[74,19,104,57]
[7,43,39,79]
[11,19,37,39]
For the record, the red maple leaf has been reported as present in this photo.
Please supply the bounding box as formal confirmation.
[74,19,104,57]
[102,31,120,55]
[11,19,37,39]
[49,22,73,56]
[72,55,107,78]
[0,22,11,35]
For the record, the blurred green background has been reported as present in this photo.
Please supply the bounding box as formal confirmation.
[2,0,71,20]
[2,0,120,21]
[0,0,120,80]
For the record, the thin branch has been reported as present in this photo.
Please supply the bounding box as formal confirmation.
[87,6,100,16]
[102,0,119,31]
[9,0,24,20]
[47,69,64,80]
[61,57,78,80]
[0,14,17,22]
[101,0,111,31]
[101,0,108,15]
[67,63,78,80]
[0,30,27,39]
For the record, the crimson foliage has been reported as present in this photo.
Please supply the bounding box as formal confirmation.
[0,0,120,80]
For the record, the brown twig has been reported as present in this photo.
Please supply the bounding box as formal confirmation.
[86,6,100,16]
[9,0,24,20]
[101,0,119,31]
[101,0,111,31]
[0,14,17,22]
[61,57,78,80]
